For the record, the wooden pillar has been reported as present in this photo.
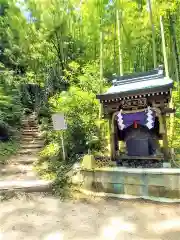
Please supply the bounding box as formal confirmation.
[114,121,119,155]
[109,114,118,161]
[161,114,170,161]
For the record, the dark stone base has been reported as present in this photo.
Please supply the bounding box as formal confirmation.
[117,159,163,168]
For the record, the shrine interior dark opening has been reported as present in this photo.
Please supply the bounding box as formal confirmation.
[117,117,161,157]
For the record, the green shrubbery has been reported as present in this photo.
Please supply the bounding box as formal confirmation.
[0,74,22,126]
[168,89,180,163]
[0,140,20,164]
[35,85,105,174]
[49,86,102,156]
[39,63,108,158]
[34,63,108,195]
[0,72,22,162]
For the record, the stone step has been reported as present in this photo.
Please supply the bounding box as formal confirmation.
[23,127,39,131]
[22,115,36,121]
[22,129,39,133]
[21,143,44,149]
[22,124,37,129]
[21,124,38,129]
[18,148,41,155]
[22,118,36,122]
[0,164,33,175]
[22,120,37,125]
[22,132,40,137]
[21,141,44,147]
[0,171,37,181]
[10,155,38,164]
[21,135,43,140]
[21,131,41,135]
[21,139,43,144]
[21,138,44,143]
[21,139,44,144]
[0,180,52,192]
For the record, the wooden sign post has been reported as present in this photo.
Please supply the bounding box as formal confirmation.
[52,113,67,162]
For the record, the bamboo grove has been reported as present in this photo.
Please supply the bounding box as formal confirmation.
[1,1,180,83]
[1,0,180,159]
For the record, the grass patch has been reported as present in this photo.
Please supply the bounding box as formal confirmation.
[0,139,20,164]
[34,150,74,198]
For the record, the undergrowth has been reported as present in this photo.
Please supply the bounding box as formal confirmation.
[34,159,72,198]
[0,72,22,164]
[0,138,20,164]
[33,141,73,198]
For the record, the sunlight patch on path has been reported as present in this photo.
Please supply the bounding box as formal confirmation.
[101,217,136,240]
[149,218,180,234]
[44,231,64,240]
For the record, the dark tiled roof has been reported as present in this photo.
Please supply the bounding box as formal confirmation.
[97,67,173,100]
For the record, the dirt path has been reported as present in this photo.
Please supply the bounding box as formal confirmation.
[0,193,180,240]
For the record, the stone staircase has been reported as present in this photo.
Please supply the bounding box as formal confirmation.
[0,114,52,192]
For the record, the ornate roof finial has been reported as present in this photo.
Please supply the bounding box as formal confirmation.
[158,65,164,75]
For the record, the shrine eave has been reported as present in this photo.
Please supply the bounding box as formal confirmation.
[97,83,173,102]
[97,67,173,102]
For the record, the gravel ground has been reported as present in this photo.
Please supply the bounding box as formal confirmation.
[0,193,180,240]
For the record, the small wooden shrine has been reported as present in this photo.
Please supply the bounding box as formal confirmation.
[96,66,175,164]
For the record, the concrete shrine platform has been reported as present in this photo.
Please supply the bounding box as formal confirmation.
[72,167,180,202]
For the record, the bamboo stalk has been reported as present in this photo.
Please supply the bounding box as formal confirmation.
[160,16,169,78]
[169,13,180,94]
[99,30,103,120]
[160,15,174,155]
[116,9,123,76]
[147,0,157,68]
[114,10,117,73]
[99,30,103,94]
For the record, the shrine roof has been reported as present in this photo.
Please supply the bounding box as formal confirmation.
[97,67,173,101]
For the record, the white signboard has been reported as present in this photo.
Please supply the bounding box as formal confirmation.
[52,113,67,130]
